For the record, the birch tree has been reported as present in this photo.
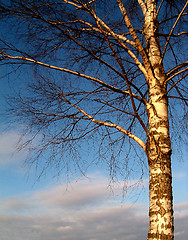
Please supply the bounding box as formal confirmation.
[0,0,187,239]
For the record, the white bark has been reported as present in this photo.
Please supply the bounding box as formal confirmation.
[144,1,174,239]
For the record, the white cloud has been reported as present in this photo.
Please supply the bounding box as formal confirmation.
[175,202,188,211]
[33,178,114,209]
[0,206,148,240]
[56,226,73,232]
[0,175,187,240]
[0,197,33,212]
[174,202,188,219]
[0,175,148,240]
[175,231,185,237]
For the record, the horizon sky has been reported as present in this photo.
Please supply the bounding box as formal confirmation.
[0,63,188,240]
[0,126,188,240]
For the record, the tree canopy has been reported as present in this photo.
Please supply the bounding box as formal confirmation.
[0,1,188,239]
[0,0,187,178]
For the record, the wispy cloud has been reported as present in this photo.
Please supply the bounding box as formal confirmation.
[0,131,27,169]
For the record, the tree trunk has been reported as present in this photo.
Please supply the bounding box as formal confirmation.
[146,85,174,239]
[147,153,173,240]
[143,1,174,238]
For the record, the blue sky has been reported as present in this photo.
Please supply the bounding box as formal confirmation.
[0,21,188,240]
[0,65,188,240]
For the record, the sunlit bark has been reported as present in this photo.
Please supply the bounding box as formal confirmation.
[145,1,174,238]
[146,87,173,239]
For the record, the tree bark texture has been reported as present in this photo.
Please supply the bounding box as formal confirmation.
[146,90,174,240]
[144,1,174,239]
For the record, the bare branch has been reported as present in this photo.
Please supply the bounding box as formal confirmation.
[94,22,148,135]
[159,12,188,24]
[21,5,130,79]
[157,31,188,37]
[9,5,145,99]
[138,0,147,16]
[165,67,188,84]
[63,0,82,9]
[61,93,146,151]
[161,1,188,60]
[156,0,165,16]
[79,2,148,78]
[74,16,135,46]
[80,25,136,46]
[166,73,188,94]
[116,0,149,70]
[168,95,188,102]
[0,51,144,102]
[166,61,188,78]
